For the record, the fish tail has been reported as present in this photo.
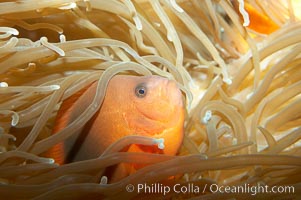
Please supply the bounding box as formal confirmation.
[44,85,92,164]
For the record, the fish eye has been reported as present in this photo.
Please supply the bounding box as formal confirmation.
[135,84,147,98]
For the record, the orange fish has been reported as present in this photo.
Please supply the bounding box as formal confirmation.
[46,75,185,180]
[232,1,279,34]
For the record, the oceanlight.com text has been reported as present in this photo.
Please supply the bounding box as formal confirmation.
[125,183,295,196]
[209,183,295,196]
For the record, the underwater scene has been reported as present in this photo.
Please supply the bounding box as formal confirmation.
[0,0,301,199]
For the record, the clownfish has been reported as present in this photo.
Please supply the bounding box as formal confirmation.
[46,75,185,181]
[232,1,279,34]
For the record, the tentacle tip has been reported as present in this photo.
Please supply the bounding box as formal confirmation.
[0,82,8,87]
[223,78,232,85]
[100,176,108,184]
[153,138,165,149]
[46,158,55,164]
[202,110,212,124]
[50,85,61,90]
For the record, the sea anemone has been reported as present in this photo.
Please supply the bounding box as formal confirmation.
[0,0,300,199]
